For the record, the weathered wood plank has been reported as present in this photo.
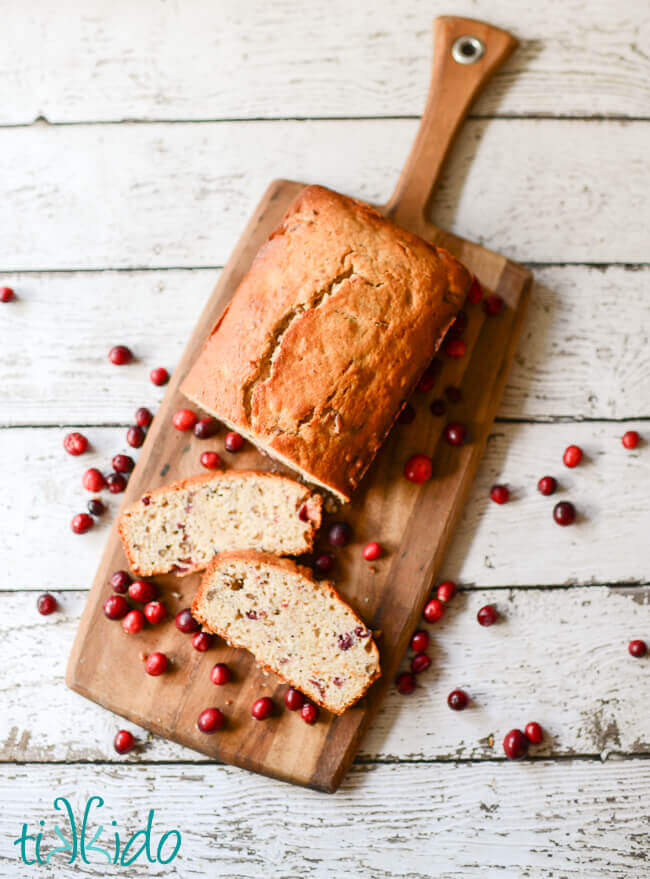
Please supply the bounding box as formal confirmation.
[1,120,648,270]
[1,761,648,877]
[2,0,649,123]
[1,265,648,425]
[1,587,647,763]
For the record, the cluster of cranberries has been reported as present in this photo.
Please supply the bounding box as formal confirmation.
[313,520,385,577]
[171,407,244,469]
[502,722,545,759]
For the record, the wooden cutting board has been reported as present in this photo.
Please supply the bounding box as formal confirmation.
[67,16,532,792]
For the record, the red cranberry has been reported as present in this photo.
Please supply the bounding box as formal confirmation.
[114,730,135,754]
[122,609,145,634]
[417,369,437,393]
[197,707,225,733]
[449,310,468,337]
[563,445,583,468]
[128,579,157,603]
[444,422,467,446]
[145,651,168,675]
[112,454,134,473]
[192,632,213,651]
[445,338,466,359]
[194,417,218,439]
[328,521,352,547]
[135,407,153,428]
[411,652,431,674]
[437,581,456,602]
[423,598,444,623]
[144,600,166,625]
[553,501,576,526]
[172,408,197,431]
[445,385,462,404]
[37,593,57,615]
[109,570,131,593]
[404,453,432,484]
[150,367,169,386]
[126,425,145,448]
[82,468,105,493]
[525,722,544,744]
[629,639,648,658]
[447,689,468,710]
[224,431,244,452]
[477,604,498,626]
[251,696,273,720]
[467,277,483,304]
[175,608,199,633]
[108,345,133,365]
[200,451,223,470]
[103,594,129,620]
[314,553,335,575]
[490,484,509,505]
[363,541,383,561]
[211,663,231,686]
[503,729,528,759]
[106,472,127,493]
[0,286,15,302]
[537,476,557,496]
[396,672,416,694]
[410,630,429,652]
[483,295,504,316]
[430,398,446,416]
[63,432,88,456]
[87,498,106,516]
[71,513,93,534]
[301,702,318,724]
[397,403,416,425]
[284,687,304,710]
[622,431,640,450]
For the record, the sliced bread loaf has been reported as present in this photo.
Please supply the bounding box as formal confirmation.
[118,471,322,577]
[192,551,381,714]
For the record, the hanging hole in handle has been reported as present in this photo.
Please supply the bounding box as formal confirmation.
[451,35,485,65]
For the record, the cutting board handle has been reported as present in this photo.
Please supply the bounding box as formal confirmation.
[385,16,517,226]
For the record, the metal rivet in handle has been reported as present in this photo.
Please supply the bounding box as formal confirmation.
[451,35,485,65]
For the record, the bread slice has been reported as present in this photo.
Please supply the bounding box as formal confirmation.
[118,471,322,577]
[192,551,381,713]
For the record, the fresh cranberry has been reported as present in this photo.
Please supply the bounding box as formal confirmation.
[467,277,483,304]
[145,651,168,675]
[224,431,244,452]
[192,632,213,651]
[211,663,231,686]
[447,689,468,710]
[397,403,416,425]
[150,367,169,386]
[113,730,135,754]
[503,729,528,759]
[363,541,383,561]
[449,310,468,337]
[411,652,431,674]
[437,581,456,602]
[126,425,145,448]
[128,579,157,603]
[103,594,129,620]
[122,609,145,634]
[430,398,446,416]
[477,604,498,626]
[444,422,467,446]
[197,707,225,733]
[445,338,466,359]
[87,498,105,516]
[251,696,273,720]
[37,593,57,615]
[525,722,544,744]
[563,445,583,468]
[63,432,88,456]
[144,600,166,625]
[135,407,153,428]
[314,553,335,574]
[71,513,93,534]
[106,472,127,493]
[200,451,223,470]
[553,501,576,526]
[0,286,15,302]
[108,345,133,365]
[410,630,429,652]
[490,484,509,505]
[622,431,640,450]
[301,702,318,724]
[404,453,432,484]
[628,639,648,658]
[396,672,416,694]
[417,369,437,393]
[194,417,218,439]
[284,687,304,710]
[537,476,557,496]
[423,598,444,623]
[112,454,134,473]
[109,570,131,593]
[172,409,197,431]
[328,522,352,547]
[82,468,105,493]
[483,295,504,316]
[175,608,199,633]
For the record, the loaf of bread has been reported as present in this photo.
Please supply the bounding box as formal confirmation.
[118,471,322,577]
[192,551,381,713]
[181,185,471,501]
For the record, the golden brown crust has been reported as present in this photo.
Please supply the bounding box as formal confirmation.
[181,185,472,501]
[192,550,381,714]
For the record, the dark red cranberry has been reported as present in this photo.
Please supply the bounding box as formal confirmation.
[314,553,335,575]
[197,707,225,733]
[411,652,431,674]
[37,593,57,615]
[108,345,133,365]
[145,651,168,675]
[175,608,199,633]
[423,598,444,623]
[444,422,467,446]
[103,594,129,620]
[430,398,446,417]
[449,310,468,337]
[114,730,135,754]
[87,498,105,516]
[490,484,509,505]
[563,445,583,468]
[211,663,231,686]
[467,277,483,304]
[301,702,318,724]
[122,609,145,634]
[82,468,105,493]
[172,408,197,431]
[553,501,576,526]
[200,451,223,470]
[149,367,169,386]
[112,454,134,473]
[135,407,153,428]
[126,425,145,448]
[224,431,244,452]
[0,286,15,302]
[537,476,557,496]
[194,417,218,439]
[483,295,504,316]
[109,570,131,593]
[629,639,648,658]
[63,432,88,456]
[397,403,416,425]
[251,696,273,720]
[328,521,352,547]
[284,687,304,710]
[447,689,468,711]
[71,513,93,534]
[396,672,416,694]
[410,630,429,652]
[477,604,498,626]
[144,600,166,625]
[437,581,456,602]
[192,632,213,651]
[417,369,437,393]
[363,541,383,561]
[445,338,466,359]
[622,430,640,450]
[404,454,432,484]
[128,579,157,603]
[106,472,127,493]
[445,385,462,403]
[525,722,544,744]
[503,728,528,759]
